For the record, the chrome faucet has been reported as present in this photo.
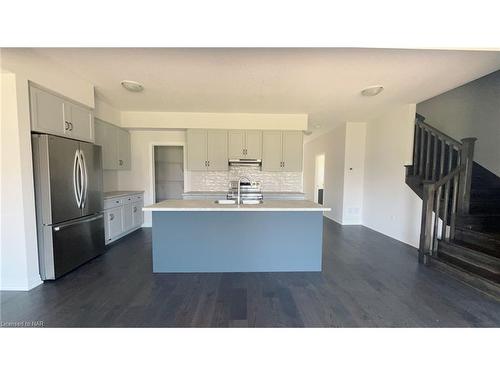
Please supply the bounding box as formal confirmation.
[237,176,252,205]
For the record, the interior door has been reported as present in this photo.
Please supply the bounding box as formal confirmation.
[207,130,228,171]
[262,131,283,172]
[282,131,303,172]
[187,129,208,171]
[245,130,262,159]
[46,135,82,223]
[79,142,103,217]
[228,130,245,159]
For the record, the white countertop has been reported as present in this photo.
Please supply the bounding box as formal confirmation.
[104,190,144,199]
[182,191,305,195]
[143,199,330,212]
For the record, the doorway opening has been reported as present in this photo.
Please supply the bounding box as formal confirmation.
[314,153,325,205]
[153,146,184,202]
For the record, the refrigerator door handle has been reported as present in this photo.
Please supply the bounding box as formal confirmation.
[77,150,85,208]
[73,149,82,208]
[79,150,88,208]
[53,213,104,231]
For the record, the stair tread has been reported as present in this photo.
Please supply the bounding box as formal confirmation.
[438,241,500,274]
[456,227,500,240]
[430,256,500,300]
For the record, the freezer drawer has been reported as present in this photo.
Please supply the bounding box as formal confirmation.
[39,214,105,280]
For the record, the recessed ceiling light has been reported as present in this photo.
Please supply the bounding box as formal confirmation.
[361,85,384,97]
[121,80,144,92]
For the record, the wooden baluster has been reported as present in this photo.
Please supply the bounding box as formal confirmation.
[441,180,451,241]
[439,138,445,180]
[419,182,435,264]
[425,130,432,180]
[431,134,438,181]
[447,143,453,174]
[433,185,442,252]
[419,128,425,178]
[450,174,459,239]
[413,123,420,175]
[457,138,477,215]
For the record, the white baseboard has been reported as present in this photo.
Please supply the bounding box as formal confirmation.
[0,276,43,291]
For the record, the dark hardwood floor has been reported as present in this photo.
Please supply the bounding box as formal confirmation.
[1,219,499,327]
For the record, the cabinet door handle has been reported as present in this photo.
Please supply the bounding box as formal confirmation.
[119,159,123,166]
[69,122,73,131]
[133,207,137,213]
[110,213,114,220]
[65,121,70,131]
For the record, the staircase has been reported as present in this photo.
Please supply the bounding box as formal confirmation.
[405,114,500,299]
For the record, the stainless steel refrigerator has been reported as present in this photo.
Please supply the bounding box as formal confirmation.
[32,134,105,280]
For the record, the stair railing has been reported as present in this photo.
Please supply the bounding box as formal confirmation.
[411,114,476,263]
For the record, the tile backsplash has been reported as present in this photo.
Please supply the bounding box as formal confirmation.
[186,166,303,192]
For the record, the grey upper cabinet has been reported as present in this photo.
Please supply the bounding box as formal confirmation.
[117,128,131,170]
[30,86,65,135]
[207,130,228,171]
[30,84,94,143]
[187,129,209,171]
[228,130,245,159]
[94,119,131,170]
[228,130,262,159]
[245,130,262,159]
[262,131,283,172]
[187,129,228,171]
[282,131,303,172]
[262,130,303,172]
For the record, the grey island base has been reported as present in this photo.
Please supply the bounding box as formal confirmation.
[143,200,331,273]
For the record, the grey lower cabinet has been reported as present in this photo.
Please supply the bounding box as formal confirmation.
[30,84,94,143]
[104,193,143,244]
[94,119,131,170]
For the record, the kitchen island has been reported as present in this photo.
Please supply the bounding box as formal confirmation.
[143,200,330,273]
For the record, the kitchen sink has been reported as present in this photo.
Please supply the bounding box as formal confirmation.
[214,199,236,205]
[214,199,264,205]
[241,200,263,205]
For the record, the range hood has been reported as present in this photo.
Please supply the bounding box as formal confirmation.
[228,158,262,167]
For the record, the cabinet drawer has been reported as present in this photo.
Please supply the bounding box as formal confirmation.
[104,198,123,209]
[122,195,134,205]
[132,194,144,203]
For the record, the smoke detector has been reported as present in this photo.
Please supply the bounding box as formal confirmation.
[121,80,144,92]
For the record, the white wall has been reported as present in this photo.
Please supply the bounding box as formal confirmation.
[342,122,367,225]
[303,125,346,223]
[117,130,186,226]
[362,104,422,247]
[0,50,96,290]
[95,99,121,126]
[1,73,41,290]
[417,70,500,176]
[1,49,95,108]
[121,111,308,130]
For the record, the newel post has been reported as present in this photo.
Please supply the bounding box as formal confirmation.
[457,137,477,215]
[419,182,435,264]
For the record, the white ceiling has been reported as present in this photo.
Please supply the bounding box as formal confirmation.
[34,48,500,130]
